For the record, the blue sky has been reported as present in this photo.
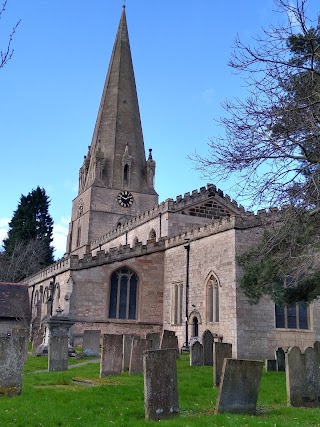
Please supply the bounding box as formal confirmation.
[1,0,318,258]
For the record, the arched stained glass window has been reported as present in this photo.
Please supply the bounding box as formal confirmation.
[109,267,138,320]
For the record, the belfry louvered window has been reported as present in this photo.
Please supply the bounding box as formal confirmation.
[108,267,138,320]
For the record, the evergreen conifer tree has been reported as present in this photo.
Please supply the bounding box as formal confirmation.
[1,187,54,281]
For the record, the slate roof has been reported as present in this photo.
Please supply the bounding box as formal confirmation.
[0,282,31,322]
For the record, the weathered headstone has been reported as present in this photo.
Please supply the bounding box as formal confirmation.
[12,328,29,363]
[0,336,25,396]
[202,330,214,366]
[190,341,203,366]
[100,334,123,377]
[129,336,148,374]
[265,359,277,372]
[32,328,45,355]
[82,330,100,356]
[275,347,285,372]
[47,316,75,371]
[213,342,232,387]
[143,349,179,421]
[146,332,161,350]
[122,334,135,372]
[160,330,177,351]
[314,341,320,362]
[215,358,263,414]
[286,346,320,407]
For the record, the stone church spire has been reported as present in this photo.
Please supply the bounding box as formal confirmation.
[78,6,153,194]
[67,7,158,255]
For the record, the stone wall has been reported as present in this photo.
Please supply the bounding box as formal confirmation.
[163,227,238,353]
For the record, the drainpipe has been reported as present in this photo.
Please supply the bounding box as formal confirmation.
[182,239,190,352]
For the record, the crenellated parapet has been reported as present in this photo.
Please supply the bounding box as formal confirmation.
[91,183,247,251]
[26,208,275,286]
[26,257,72,286]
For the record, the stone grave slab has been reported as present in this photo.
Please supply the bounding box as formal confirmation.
[265,359,277,371]
[100,334,123,377]
[0,336,25,396]
[286,346,320,407]
[202,330,213,366]
[129,336,148,374]
[143,349,179,421]
[213,342,232,387]
[82,330,100,356]
[215,358,263,414]
[275,347,285,372]
[146,332,161,350]
[190,341,203,366]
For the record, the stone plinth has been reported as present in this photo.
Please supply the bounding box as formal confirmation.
[100,334,123,377]
[215,358,263,414]
[0,336,25,396]
[47,316,75,372]
[143,349,179,420]
[83,330,101,356]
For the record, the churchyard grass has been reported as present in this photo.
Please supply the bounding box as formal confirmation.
[0,354,320,426]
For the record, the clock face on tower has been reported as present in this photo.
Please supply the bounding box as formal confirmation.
[117,191,134,207]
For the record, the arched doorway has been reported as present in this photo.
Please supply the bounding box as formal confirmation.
[193,316,199,337]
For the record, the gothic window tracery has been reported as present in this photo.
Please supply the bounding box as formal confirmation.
[108,267,138,320]
[206,273,220,323]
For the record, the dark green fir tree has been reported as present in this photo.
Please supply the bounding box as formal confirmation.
[1,187,54,281]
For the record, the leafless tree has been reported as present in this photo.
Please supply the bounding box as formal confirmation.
[0,0,21,69]
[0,239,51,282]
[193,0,320,303]
[193,0,320,210]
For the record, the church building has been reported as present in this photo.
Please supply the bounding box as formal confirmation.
[26,7,320,359]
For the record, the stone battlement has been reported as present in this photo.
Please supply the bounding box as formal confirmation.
[26,209,269,286]
[91,183,246,251]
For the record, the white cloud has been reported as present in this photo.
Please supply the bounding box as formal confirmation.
[0,218,9,246]
[202,88,215,104]
[53,217,70,259]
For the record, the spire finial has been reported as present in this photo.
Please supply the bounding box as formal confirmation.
[123,0,126,7]
[148,148,153,160]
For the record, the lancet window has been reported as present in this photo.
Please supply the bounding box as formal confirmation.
[206,273,220,323]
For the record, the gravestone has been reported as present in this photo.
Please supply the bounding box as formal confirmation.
[129,336,148,374]
[275,347,285,372]
[286,346,320,407]
[215,358,263,414]
[213,342,232,387]
[32,328,45,355]
[12,328,29,363]
[0,336,25,396]
[122,334,135,372]
[160,330,177,351]
[202,330,214,366]
[100,334,123,377]
[47,315,75,371]
[143,349,179,421]
[314,341,320,362]
[146,332,161,350]
[265,359,277,371]
[83,330,100,356]
[190,341,203,366]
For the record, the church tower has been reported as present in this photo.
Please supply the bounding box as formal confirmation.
[66,6,158,255]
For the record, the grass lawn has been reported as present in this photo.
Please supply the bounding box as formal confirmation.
[0,354,320,426]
